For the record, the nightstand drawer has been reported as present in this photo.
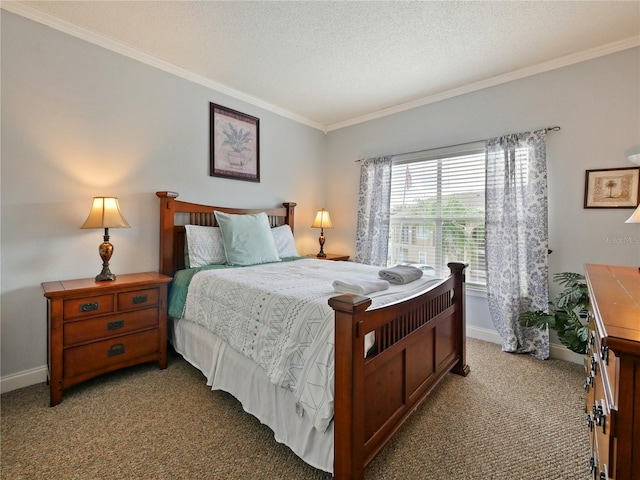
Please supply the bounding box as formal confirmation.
[63,329,159,378]
[64,294,114,320]
[64,307,159,346]
[118,288,159,311]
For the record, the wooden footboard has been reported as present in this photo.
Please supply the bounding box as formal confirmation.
[329,262,469,480]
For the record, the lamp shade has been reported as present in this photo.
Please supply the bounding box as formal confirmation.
[625,204,640,224]
[80,197,130,229]
[311,209,333,229]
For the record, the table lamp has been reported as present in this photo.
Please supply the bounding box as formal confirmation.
[80,197,130,281]
[311,208,333,258]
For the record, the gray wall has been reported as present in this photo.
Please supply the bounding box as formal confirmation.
[1,12,326,386]
[2,10,639,389]
[325,47,640,340]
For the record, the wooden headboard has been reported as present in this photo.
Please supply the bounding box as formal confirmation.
[156,191,297,277]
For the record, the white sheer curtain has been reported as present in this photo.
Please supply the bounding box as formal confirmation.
[355,156,392,266]
[485,130,550,359]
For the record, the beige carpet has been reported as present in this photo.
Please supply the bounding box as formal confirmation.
[1,338,590,479]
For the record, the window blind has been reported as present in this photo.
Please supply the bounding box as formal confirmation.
[388,142,487,286]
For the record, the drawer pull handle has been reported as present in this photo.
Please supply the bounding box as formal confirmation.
[80,301,99,312]
[107,319,124,330]
[132,294,148,305]
[599,464,609,480]
[107,343,125,357]
[592,402,606,433]
[600,344,609,365]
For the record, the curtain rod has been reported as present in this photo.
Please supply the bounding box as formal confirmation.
[354,125,561,162]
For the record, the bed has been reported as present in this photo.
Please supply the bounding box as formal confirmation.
[156,191,469,480]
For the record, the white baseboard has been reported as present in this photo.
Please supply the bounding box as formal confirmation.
[0,365,48,394]
[466,325,504,344]
[549,344,585,365]
[466,325,584,365]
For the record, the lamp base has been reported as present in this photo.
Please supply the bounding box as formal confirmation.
[95,234,116,281]
[95,264,116,282]
[317,231,327,258]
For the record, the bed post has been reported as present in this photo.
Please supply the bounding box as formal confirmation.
[448,261,470,377]
[282,202,296,233]
[156,191,179,277]
[328,293,372,480]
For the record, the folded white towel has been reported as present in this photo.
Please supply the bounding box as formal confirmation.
[332,276,390,295]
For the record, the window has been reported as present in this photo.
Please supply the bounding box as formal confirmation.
[415,226,429,239]
[388,142,486,287]
[400,225,410,244]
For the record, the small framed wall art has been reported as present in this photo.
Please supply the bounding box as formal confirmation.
[210,103,260,182]
[584,167,640,208]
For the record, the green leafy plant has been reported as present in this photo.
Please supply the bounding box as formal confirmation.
[222,122,252,153]
[518,272,590,354]
[390,196,484,272]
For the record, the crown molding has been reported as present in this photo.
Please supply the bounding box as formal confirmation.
[1,2,327,132]
[326,36,640,132]
[3,2,638,134]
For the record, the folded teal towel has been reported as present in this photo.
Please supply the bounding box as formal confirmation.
[378,265,423,285]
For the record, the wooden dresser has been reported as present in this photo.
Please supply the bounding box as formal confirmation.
[42,272,172,406]
[584,264,640,480]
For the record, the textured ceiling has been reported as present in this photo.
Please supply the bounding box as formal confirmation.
[11,1,640,130]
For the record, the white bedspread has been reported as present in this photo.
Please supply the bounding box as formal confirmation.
[183,258,442,433]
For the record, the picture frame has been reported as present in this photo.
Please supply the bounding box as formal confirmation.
[584,167,640,208]
[210,103,260,182]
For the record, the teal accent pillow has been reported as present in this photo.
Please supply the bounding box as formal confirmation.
[214,211,281,266]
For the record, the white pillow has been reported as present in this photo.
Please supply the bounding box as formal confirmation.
[214,211,281,266]
[271,225,299,258]
[184,225,226,268]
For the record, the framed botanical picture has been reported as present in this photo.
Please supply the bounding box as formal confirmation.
[210,103,260,182]
[584,167,640,208]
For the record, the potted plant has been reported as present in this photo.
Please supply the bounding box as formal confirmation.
[222,122,252,167]
[519,272,590,354]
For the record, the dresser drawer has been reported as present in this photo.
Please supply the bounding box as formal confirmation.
[63,307,159,346]
[63,329,159,379]
[118,288,159,311]
[64,294,114,320]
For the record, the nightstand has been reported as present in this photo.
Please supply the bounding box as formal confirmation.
[42,272,172,406]
[306,253,350,261]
